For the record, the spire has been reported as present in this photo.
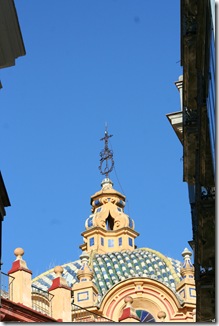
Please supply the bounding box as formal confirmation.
[79,128,139,255]
[180,247,194,278]
[77,252,93,282]
[99,126,114,178]
[176,248,196,304]
[72,252,99,308]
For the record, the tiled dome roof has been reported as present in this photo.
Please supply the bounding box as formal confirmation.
[32,248,182,301]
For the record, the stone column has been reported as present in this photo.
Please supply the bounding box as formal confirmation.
[48,266,72,322]
[8,248,32,308]
[175,75,183,110]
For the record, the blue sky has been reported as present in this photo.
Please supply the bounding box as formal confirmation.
[0,0,192,278]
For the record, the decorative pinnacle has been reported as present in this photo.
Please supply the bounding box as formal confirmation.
[99,126,114,178]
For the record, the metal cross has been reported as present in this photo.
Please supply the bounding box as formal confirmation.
[99,128,114,178]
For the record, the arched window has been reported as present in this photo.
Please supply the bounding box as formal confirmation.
[106,214,114,230]
[136,310,155,322]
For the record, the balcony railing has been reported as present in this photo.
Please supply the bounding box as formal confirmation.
[0,272,14,300]
[31,285,54,317]
[1,274,114,322]
[72,302,114,322]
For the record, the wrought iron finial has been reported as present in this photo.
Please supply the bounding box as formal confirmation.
[99,127,114,178]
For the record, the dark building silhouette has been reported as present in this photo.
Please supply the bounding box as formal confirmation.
[167,0,215,322]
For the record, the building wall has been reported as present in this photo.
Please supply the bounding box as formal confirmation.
[180,0,215,322]
[206,25,215,176]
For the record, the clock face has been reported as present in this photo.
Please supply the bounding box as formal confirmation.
[136,310,155,323]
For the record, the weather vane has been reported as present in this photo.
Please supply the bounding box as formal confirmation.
[99,125,114,178]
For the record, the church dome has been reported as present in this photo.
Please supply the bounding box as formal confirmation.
[32,248,182,302]
[32,130,183,304]
[30,131,196,322]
